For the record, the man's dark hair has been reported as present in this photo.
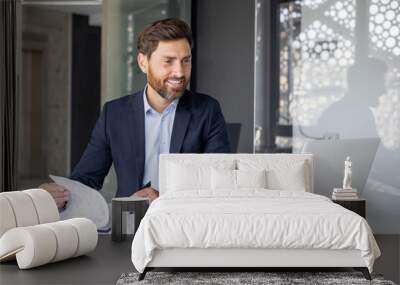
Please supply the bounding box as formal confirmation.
[137,18,193,58]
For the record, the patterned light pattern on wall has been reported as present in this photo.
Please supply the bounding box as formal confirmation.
[325,0,356,30]
[277,0,400,235]
[289,20,354,126]
[279,0,400,150]
[324,0,400,56]
[369,0,400,56]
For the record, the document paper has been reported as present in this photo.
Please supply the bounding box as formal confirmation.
[50,175,109,229]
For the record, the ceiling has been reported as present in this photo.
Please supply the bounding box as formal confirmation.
[21,0,102,21]
[21,0,167,15]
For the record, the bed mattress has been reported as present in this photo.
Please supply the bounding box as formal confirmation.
[131,190,380,273]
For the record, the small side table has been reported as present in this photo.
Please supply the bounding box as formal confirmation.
[332,198,366,218]
[112,196,149,242]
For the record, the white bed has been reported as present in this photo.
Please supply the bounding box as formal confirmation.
[131,154,380,280]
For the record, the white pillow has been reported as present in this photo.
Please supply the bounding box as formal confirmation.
[167,162,211,191]
[238,159,308,191]
[166,159,235,192]
[211,169,268,190]
[211,168,236,190]
[236,169,267,189]
[267,163,306,191]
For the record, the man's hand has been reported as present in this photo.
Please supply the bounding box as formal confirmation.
[39,183,70,209]
[133,187,159,204]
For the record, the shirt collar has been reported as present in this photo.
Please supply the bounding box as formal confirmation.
[143,85,152,114]
[143,85,179,115]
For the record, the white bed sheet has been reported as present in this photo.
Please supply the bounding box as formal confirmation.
[131,190,380,273]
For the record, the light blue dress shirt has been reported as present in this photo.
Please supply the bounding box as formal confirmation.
[142,86,179,191]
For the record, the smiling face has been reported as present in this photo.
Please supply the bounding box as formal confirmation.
[138,38,192,101]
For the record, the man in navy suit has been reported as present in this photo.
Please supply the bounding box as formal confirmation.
[41,18,230,207]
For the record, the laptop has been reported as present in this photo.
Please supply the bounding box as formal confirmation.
[301,138,380,197]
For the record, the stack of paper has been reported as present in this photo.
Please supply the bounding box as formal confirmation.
[332,188,359,200]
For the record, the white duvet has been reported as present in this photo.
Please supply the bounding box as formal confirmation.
[131,190,380,273]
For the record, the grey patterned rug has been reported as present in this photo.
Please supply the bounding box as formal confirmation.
[116,271,396,285]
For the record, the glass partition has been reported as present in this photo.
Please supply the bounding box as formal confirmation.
[255,0,400,233]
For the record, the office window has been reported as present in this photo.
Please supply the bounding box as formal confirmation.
[256,0,400,233]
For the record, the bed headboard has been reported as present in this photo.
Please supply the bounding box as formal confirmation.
[159,153,314,195]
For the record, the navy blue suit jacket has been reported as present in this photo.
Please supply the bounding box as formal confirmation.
[70,90,231,197]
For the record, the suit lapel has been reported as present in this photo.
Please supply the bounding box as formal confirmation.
[129,92,145,186]
[170,91,192,153]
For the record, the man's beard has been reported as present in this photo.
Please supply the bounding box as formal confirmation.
[147,66,189,102]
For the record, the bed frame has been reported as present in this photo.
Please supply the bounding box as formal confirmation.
[139,248,371,280]
[137,154,372,281]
